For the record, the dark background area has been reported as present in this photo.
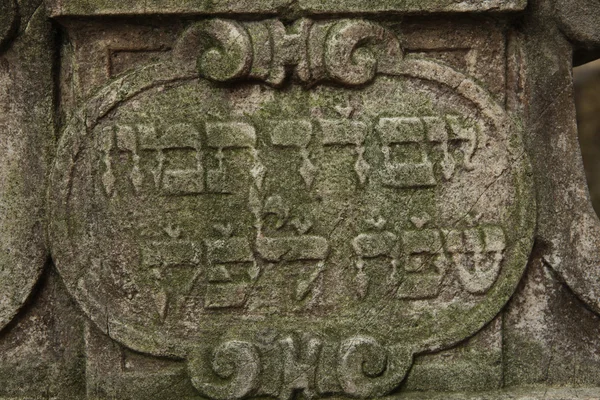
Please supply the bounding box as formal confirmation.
[575,60,600,215]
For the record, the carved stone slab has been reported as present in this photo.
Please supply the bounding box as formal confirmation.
[48,19,535,399]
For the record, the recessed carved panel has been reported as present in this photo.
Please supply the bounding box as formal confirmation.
[49,18,535,399]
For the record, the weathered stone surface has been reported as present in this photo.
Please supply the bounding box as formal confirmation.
[521,0,600,321]
[0,0,51,333]
[0,0,600,398]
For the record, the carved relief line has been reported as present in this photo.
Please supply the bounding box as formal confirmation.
[79,64,198,132]
[398,58,508,136]
[108,47,172,78]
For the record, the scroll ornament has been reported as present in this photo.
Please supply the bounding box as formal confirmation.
[188,337,413,399]
[173,18,404,86]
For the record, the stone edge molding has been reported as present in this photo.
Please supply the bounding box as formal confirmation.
[47,0,527,17]
[0,2,51,333]
[531,0,600,319]
[2,386,600,400]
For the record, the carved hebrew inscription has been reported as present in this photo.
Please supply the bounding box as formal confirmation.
[49,18,535,399]
[95,113,500,306]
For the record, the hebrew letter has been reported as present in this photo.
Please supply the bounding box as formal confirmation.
[320,119,370,185]
[204,237,256,309]
[378,118,436,189]
[448,226,506,294]
[271,120,316,188]
[206,122,257,194]
[397,229,449,299]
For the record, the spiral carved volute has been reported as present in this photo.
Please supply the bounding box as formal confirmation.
[173,18,404,86]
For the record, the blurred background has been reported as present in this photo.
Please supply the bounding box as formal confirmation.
[575,59,600,215]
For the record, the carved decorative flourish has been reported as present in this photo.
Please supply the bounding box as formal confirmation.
[173,19,252,82]
[338,337,413,398]
[190,341,260,400]
[325,20,403,86]
[173,18,404,86]
[188,336,412,400]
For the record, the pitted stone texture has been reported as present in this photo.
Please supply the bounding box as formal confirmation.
[49,19,534,399]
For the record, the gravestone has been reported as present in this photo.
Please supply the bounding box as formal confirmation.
[0,0,600,398]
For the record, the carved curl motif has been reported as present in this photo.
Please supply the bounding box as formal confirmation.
[190,341,260,400]
[188,337,411,399]
[173,18,404,86]
[173,19,252,82]
[338,337,412,398]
